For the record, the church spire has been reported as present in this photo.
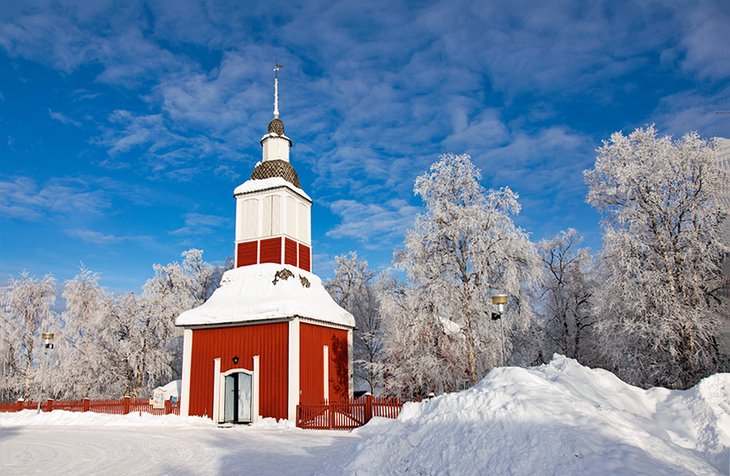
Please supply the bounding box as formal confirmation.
[273,63,283,119]
[261,63,292,164]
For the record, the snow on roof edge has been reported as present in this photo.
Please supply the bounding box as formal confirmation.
[233,177,312,202]
[175,263,354,328]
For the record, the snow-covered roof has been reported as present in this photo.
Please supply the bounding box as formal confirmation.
[233,176,311,202]
[175,263,354,328]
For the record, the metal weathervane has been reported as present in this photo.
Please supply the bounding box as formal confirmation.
[274,63,283,118]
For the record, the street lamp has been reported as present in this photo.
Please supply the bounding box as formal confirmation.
[491,294,508,320]
[37,332,54,414]
[42,333,54,350]
[490,294,509,367]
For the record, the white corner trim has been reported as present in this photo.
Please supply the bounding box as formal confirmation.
[347,328,353,399]
[180,329,193,416]
[323,345,329,402]
[288,318,300,421]
[253,355,261,422]
[212,358,221,422]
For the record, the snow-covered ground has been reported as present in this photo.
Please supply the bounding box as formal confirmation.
[1,356,727,475]
[0,415,356,475]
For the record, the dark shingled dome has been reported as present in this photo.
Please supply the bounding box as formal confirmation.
[251,159,301,188]
[268,118,285,135]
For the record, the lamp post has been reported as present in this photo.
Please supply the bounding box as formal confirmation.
[37,332,54,414]
[490,294,509,367]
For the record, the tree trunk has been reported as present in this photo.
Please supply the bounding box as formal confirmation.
[465,313,478,385]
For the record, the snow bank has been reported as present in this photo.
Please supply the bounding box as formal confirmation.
[161,379,181,398]
[176,263,354,328]
[0,410,213,427]
[342,355,730,476]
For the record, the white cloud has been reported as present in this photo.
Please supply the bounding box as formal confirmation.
[326,198,421,248]
[652,85,730,138]
[48,109,81,126]
[675,3,730,81]
[94,110,241,179]
[65,228,152,245]
[171,212,227,236]
[0,176,111,220]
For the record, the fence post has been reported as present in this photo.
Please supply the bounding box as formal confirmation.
[165,398,172,415]
[46,399,53,412]
[365,394,373,423]
[16,398,23,412]
[123,396,130,414]
[327,400,333,430]
[83,398,90,412]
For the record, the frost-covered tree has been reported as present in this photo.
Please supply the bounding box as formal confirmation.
[326,253,383,394]
[144,249,227,378]
[537,229,596,363]
[56,266,106,399]
[97,292,174,397]
[379,277,467,398]
[0,273,57,399]
[390,153,542,392]
[585,127,729,388]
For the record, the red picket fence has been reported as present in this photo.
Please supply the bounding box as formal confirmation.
[296,395,403,430]
[0,397,179,416]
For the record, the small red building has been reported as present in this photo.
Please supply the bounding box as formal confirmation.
[176,75,354,423]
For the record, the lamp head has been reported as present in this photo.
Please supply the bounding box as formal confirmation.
[491,294,509,314]
[42,333,54,349]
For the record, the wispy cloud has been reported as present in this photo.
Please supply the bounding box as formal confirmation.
[48,108,81,126]
[652,84,730,138]
[326,198,421,248]
[171,212,227,236]
[66,228,152,245]
[0,176,111,221]
[94,110,241,179]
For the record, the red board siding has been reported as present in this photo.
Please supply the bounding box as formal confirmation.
[260,237,282,264]
[298,244,311,272]
[299,323,349,404]
[236,241,258,267]
[284,238,298,266]
[188,322,289,420]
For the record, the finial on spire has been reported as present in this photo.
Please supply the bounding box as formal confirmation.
[273,63,283,118]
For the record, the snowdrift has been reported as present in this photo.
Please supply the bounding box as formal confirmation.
[342,356,729,476]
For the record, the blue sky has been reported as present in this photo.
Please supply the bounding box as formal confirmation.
[1,0,729,293]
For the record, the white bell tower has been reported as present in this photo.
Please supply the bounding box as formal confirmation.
[232,65,313,271]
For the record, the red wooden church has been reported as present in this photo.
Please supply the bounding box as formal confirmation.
[176,71,355,423]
